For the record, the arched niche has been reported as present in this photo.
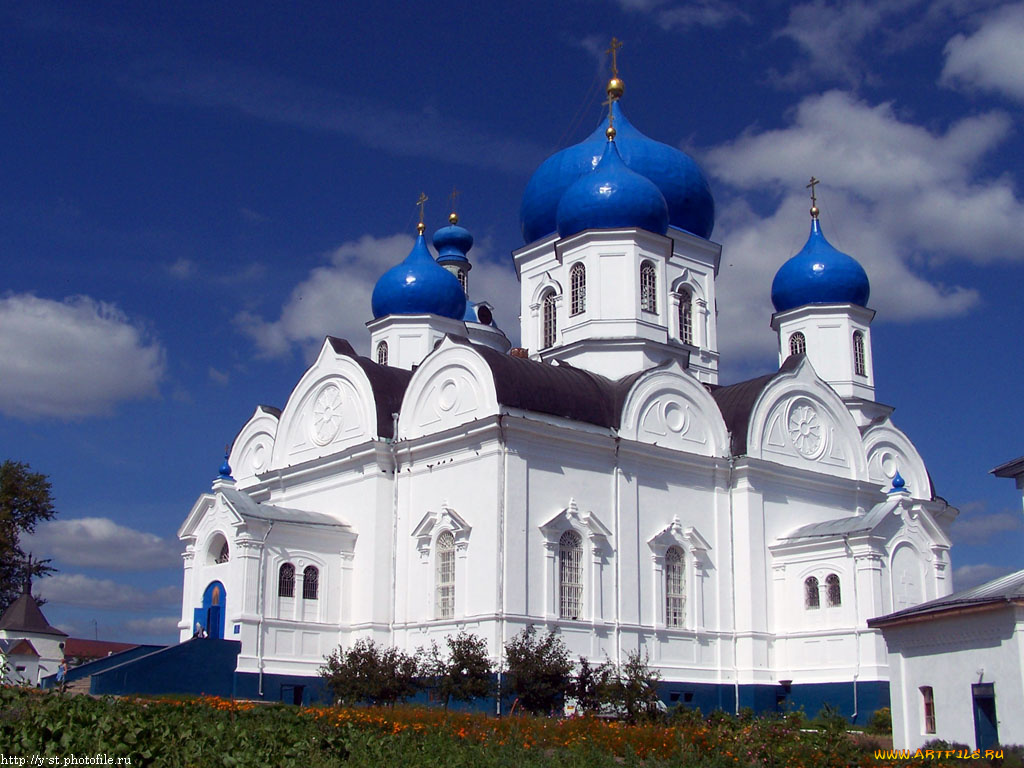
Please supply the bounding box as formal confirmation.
[862,419,930,499]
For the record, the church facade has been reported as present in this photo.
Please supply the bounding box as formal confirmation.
[178,71,957,716]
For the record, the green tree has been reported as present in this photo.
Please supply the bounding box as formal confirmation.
[424,631,493,709]
[503,626,574,715]
[604,649,662,723]
[0,461,57,613]
[320,638,420,706]
[570,655,615,715]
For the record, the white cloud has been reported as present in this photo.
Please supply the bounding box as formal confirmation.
[0,294,165,419]
[26,517,181,571]
[953,563,1014,590]
[167,258,195,279]
[208,366,230,386]
[237,233,522,358]
[122,615,181,637]
[941,3,1024,103]
[702,89,1024,360]
[610,0,750,29]
[36,573,181,611]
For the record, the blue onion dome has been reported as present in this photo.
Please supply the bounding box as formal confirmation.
[520,97,715,243]
[432,212,474,267]
[556,134,669,237]
[371,226,467,320]
[771,216,870,313]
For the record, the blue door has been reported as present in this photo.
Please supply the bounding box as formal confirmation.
[196,581,226,639]
[972,684,999,751]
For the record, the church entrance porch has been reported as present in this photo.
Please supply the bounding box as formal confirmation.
[194,581,226,639]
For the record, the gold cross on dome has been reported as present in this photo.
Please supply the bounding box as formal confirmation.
[416,192,428,233]
[607,37,623,77]
[806,176,819,207]
[449,186,460,214]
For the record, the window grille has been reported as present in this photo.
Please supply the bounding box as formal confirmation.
[790,332,806,357]
[376,341,388,366]
[677,289,693,345]
[921,686,936,733]
[278,563,295,598]
[640,262,657,312]
[570,263,586,316]
[215,541,230,564]
[804,576,820,609]
[436,531,456,619]
[826,574,841,607]
[559,530,583,620]
[665,546,686,627]
[542,292,557,349]
[853,331,866,376]
[302,566,319,600]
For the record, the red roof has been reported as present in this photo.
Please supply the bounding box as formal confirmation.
[63,638,137,659]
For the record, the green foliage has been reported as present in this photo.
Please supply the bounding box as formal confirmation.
[0,460,57,613]
[868,705,893,734]
[320,637,420,706]
[424,631,494,709]
[503,626,573,715]
[603,650,662,723]
[570,655,614,715]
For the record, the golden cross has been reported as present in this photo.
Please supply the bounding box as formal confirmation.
[806,176,820,207]
[416,192,428,227]
[449,186,460,214]
[606,37,623,77]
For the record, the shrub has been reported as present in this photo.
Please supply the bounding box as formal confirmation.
[570,655,615,715]
[423,631,493,709]
[320,637,420,706]
[503,626,574,715]
[603,650,662,723]
[868,705,892,734]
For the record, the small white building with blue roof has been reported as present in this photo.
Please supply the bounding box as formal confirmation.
[175,60,958,717]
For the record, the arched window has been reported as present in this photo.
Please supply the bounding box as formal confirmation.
[826,574,841,607]
[853,331,866,376]
[804,576,820,609]
[570,263,586,316]
[435,531,456,619]
[302,566,319,600]
[677,288,693,345]
[640,261,657,313]
[215,541,230,564]
[559,530,583,620]
[278,563,295,598]
[542,291,557,349]
[789,332,806,357]
[376,341,388,366]
[665,546,685,628]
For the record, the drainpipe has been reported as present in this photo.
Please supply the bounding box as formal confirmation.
[846,534,860,722]
[389,413,401,645]
[496,414,507,716]
[727,455,739,714]
[613,434,622,670]
[256,521,274,698]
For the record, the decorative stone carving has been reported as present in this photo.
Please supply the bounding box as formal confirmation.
[310,383,344,445]
[787,399,824,459]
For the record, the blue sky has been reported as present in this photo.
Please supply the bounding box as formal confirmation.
[3,0,1023,645]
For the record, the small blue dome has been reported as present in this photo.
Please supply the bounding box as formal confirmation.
[218,451,233,480]
[556,139,669,238]
[432,220,473,265]
[371,233,467,320]
[520,101,714,243]
[771,219,870,313]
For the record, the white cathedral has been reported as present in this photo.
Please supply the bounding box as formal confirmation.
[178,70,958,715]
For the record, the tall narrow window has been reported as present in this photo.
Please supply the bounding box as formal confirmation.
[278,563,295,598]
[542,292,557,349]
[376,341,388,366]
[435,531,456,619]
[559,530,583,620]
[570,263,586,316]
[790,332,806,357]
[921,686,936,734]
[826,574,842,607]
[677,289,693,345]
[853,331,866,376]
[216,541,230,564]
[640,261,657,312]
[804,576,820,609]
[302,566,319,600]
[665,546,685,628]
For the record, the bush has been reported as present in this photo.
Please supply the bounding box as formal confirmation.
[320,637,420,706]
[868,705,892,735]
[570,656,615,715]
[603,650,662,723]
[503,626,574,715]
[423,631,494,709]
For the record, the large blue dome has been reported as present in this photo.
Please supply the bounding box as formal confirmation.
[371,233,467,320]
[556,138,669,238]
[520,101,714,243]
[771,218,870,313]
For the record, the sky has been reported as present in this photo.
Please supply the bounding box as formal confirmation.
[3,0,1023,646]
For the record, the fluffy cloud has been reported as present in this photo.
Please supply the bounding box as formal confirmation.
[703,89,1024,360]
[953,563,1014,591]
[950,507,1024,545]
[237,233,521,358]
[26,517,181,571]
[941,3,1024,103]
[611,0,750,29]
[0,294,165,419]
[36,573,181,611]
[122,615,181,637]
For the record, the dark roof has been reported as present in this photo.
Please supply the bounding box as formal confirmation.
[710,356,802,455]
[992,456,1024,479]
[449,337,643,429]
[0,592,68,637]
[0,638,39,657]
[257,404,282,418]
[327,337,413,438]
[869,568,1024,628]
[63,638,137,659]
